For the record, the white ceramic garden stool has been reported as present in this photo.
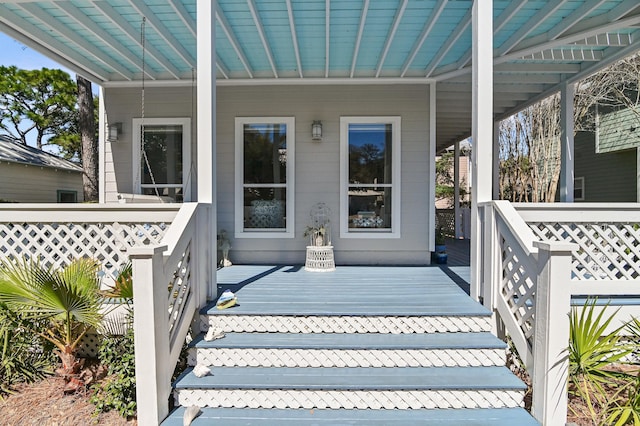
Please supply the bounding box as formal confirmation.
[305,245,336,272]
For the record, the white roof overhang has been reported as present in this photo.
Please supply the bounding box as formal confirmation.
[1,0,639,150]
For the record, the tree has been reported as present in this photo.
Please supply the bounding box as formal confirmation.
[436,150,468,207]
[0,66,76,149]
[76,76,98,201]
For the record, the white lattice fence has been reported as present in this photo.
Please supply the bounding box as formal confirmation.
[0,205,179,287]
[528,221,640,280]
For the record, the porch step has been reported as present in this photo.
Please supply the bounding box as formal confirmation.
[187,332,507,367]
[162,407,539,425]
[163,266,537,425]
[173,366,526,409]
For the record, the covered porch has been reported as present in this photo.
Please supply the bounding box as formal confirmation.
[1,0,640,424]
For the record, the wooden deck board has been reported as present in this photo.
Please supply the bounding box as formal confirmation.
[209,265,486,316]
[164,407,540,425]
[191,331,506,350]
[174,366,527,391]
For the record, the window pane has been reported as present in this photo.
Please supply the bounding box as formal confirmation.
[142,125,183,185]
[244,124,287,184]
[348,123,392,185]
[244,187,287,229]
[348,187,392,230]
[142,186,183,203]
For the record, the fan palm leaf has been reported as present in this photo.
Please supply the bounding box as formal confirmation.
[0,257,103,382]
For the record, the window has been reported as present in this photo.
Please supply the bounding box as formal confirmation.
[574,176,585,201]
[235,117,295,238]
[132,118,191,202]
[340,117,401,238]
[57,190,77,203]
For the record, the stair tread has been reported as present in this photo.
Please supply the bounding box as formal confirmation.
[174,366,527,391]
[162,407,540,425]
[191,331,507,350]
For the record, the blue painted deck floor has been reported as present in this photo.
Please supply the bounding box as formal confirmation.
[208,265,481,316]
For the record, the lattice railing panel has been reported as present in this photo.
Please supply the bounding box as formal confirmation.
[0,221,168,286]
[528,221,640,280]
[436,209,455,237]
[168,242,192,342]
[498,232,536,354]
[176,389,524,410]
[189,348,506,368]
[204,315,492,334]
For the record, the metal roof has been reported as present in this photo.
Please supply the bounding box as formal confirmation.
[0,135,83,172]
[1,0,639,149]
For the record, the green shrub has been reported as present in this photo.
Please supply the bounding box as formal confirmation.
[90,328,136,418]
[0,307,57,396]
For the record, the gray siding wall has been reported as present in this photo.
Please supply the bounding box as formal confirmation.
[104,84,432,265]
[103,87,195,203]
[217,85,431,265]
[0,163,83,203]
[575,130,636,202]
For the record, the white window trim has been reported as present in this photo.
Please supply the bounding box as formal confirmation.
[574,176,585,201]
[340,116,401,239]
[132,117,192,202]
[235,117,295,239]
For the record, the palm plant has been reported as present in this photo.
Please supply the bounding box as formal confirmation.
[568,298,634,421]
[0,257,103,389]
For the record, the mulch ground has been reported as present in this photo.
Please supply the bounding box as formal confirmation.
[0,377,136,426]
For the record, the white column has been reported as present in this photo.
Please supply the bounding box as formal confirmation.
[197,0,217,300]
[429,82,437,252]
[454,141,461,239]
[470,0,493,300]
[98,87,105,204]
[493,120,500,200]
[560,82,575,202]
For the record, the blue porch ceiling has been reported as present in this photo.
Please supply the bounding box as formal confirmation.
[1,0,639,148]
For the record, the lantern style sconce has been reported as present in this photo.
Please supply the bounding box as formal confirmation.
[107,122,122,142]
[311,120,322,141]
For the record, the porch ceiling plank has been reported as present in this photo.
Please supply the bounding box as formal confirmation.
[400,0,448,78]
[285,0,303,78]
[500,9,640,63]
[167,0,196,38]
[572,32,633,47]
[496,0,569,57]
[0,19,107,83]
[350,0,370,78]
[607,0,640,21]
[496,36,640,121]
[494,63,582,74]
[215,4,254,78]
[375,0,408,78]
[547,0,609,41]
[325,0,330,78]
[519,48,603,62]
[125,0,196,69]
[217,54,231,79]
[92,0,182,80]
[424,9,471,78]
[53,2,156,80]
[494,0,528,34]
[247,0,278,78]
[17,2,134,81]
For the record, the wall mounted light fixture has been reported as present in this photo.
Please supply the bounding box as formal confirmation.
[311,120,322,141]
[107,122,122,142]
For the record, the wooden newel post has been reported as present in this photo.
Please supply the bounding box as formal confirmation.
[129,245,170,426]
[532,240,577,426]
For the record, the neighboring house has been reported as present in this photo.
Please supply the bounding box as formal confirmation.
[0,135,83,203]
[574,105,640,202]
